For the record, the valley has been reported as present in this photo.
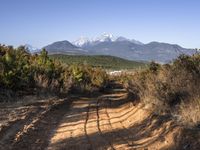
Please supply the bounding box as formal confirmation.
[49,54,147,70]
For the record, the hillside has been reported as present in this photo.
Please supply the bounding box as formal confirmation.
[43,40,88,55]
[50,54,147,70]
[41,33,196,63]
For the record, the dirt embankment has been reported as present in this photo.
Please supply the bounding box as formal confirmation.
[0,82,200,150]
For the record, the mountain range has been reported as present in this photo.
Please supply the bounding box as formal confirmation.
[31,33,197,63]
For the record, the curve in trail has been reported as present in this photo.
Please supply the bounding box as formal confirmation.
[47,82,176,150]
[1,82,178,150]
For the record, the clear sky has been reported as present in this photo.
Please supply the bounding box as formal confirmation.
[0,0,200,48]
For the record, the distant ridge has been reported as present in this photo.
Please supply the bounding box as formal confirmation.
[43,40,88,55]
[40,33,196,63]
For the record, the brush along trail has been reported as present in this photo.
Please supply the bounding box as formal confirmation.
[0,82,197,150]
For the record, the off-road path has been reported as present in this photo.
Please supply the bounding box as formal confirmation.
[0,82,198,150]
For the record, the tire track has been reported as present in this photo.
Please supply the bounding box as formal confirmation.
[0,107,45,149]
[101,90,141,149]
[96,86,133,149]
[96,99,115,150]
[84,103,93,150]
[104,102,132,147]
[106,99,141,148]
[12,99,71,150]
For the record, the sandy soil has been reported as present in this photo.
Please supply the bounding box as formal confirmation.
[0,82,200,150]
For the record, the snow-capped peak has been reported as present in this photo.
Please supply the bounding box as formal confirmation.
[24,44,39,52]
[72,37,90,47]
[115,36,129,42]
[72,33,143,47]
[131,39,144,45]
[94,32,117,42]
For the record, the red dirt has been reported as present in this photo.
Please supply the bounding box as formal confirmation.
[0,83,199,150]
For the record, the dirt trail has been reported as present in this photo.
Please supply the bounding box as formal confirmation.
[0,82,198,150]
[46,82,177,150]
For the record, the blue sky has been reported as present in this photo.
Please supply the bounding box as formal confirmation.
[0,0,200,48]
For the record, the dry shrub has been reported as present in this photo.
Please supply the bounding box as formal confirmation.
[177,97,200,127]
[34,74,49,89]
[34,74,60,95]
[109,71,136,88]
[127,53,200,126]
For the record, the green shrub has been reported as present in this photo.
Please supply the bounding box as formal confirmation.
[69,64,108,93]
[0,44,109,101]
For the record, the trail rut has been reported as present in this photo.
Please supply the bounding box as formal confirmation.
[0,82,195,150]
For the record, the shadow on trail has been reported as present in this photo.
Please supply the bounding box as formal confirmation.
[49,113,176,150]
[55,84,200,150]
[8,99,72,150]
[48,82,200,150]
[162,128,200,150]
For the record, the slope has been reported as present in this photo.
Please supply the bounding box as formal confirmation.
[50,54,147,70]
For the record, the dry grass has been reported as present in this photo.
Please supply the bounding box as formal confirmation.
[127,53,200,127]
[177,97,200,127]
